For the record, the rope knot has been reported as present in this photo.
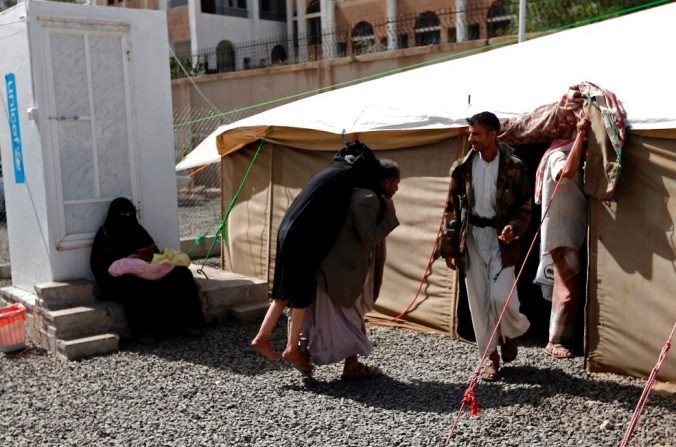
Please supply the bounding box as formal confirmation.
[461,387,481,416]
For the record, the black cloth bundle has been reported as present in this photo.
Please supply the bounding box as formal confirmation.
[271,140,381,308]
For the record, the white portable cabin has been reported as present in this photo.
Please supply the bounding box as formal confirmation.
[0,1,179,290]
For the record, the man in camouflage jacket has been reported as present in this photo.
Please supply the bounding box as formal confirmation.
[439,112,531,381]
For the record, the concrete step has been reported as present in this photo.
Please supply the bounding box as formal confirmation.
[34,280,95,310]
[181,237,220,259]
[56,333,119,361]
[0,263,11,280]
[44,302,128,340]
[230,301,269,324]
[189,264,268,321]
[0,286,38,311]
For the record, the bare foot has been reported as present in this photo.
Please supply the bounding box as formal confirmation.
[251,337,281,360]
[282,347,315,377]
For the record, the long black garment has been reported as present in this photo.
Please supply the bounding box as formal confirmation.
[90,198,204,334]
[272,141,380,308]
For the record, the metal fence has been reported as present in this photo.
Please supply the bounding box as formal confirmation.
[174,108,223,241]
[170,0,659,78]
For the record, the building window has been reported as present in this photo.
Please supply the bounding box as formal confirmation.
[308,16,322,45]
[487,0,514,37]
[415,11,441,46]
[259,0,286,21]
[203,0,249,17]
[468,23,481,40]
[201,0,215,14]
[351,21,374,55]
[168,0,188,8]
[398,33,408,49]
[271,44,288,64]
[216,40,235,73]
[306,0,319,14]
[107,0,114,5]
[243,57,251,69]
[448,28,457,43]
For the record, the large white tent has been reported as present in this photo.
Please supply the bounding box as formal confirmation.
[177,2,676,171]
[177,3,676,381]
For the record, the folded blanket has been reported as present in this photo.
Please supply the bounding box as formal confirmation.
[108,258,174,280]
[152,248,191,267]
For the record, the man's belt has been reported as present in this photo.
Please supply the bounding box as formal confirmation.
[469,215,496,228]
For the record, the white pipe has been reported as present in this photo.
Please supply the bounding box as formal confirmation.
[297,0,307,61]
[387,0,396,50]
[455,0,467,43]
[286,0,295,61]
[518,0,526,42]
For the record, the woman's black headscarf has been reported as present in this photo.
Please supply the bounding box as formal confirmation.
[271,140,382,308]
[90,197,154,292]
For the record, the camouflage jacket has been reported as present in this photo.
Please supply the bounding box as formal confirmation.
[439,143,532,269]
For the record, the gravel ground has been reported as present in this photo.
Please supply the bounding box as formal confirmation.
[0,224,9,264]
[178,192,222,240]
[1,320,674,447]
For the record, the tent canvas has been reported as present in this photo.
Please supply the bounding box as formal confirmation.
[180,4,676,381]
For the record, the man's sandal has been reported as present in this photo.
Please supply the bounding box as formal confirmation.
[500,338,518,363]
[341,362,383,381]
[481,362,500,382]
[544,343,574,359]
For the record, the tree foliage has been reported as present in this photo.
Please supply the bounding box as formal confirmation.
[508,0,654,32]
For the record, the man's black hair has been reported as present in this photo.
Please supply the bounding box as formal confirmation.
[466,111,501,134]
[379,159,400,181]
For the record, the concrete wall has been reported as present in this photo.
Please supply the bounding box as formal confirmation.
[192,7,287,66]
[167,5,190,43]
[0,1,179,289]
[171,35,507,116]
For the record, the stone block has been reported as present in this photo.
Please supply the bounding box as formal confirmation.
[0,263,11,280]
[57,333,119,361]
[230,301,269,324]
[189,264,268,321]
[34,281,95,310]
[181,237,221,259]
[44,303,120,340]
[0,286,37,311]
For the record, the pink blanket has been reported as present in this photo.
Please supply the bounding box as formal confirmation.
[108,258,174,280]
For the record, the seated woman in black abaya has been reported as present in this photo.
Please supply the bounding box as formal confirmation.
[90,198,205,338]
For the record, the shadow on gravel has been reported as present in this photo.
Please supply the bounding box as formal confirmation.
[121,320,290,377]
[1,346,48,360]
[282,375,463,414]
[283,366,676,415]
[488,366,676,412]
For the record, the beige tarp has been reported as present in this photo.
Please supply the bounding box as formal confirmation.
[587,135,676,381]
[222,139,463,335]
[206,4,676,381]
[221,133,676,381]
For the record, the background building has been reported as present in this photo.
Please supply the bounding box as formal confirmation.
[93,0,505,74]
